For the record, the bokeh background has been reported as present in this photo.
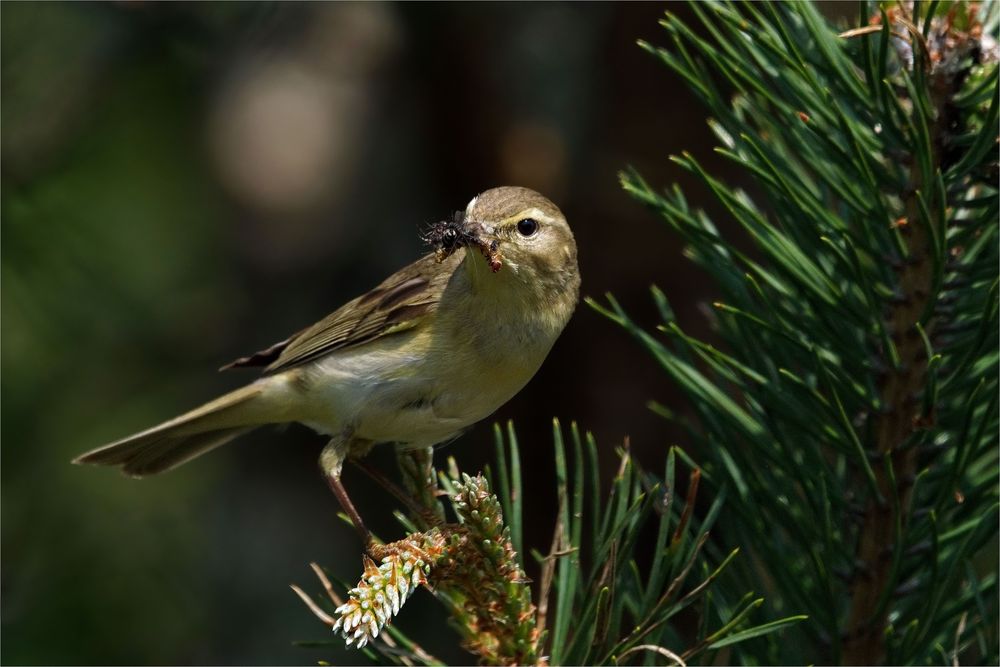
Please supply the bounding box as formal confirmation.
[1,3,845,664]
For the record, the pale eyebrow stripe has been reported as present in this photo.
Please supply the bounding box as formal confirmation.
[503,207,556,225]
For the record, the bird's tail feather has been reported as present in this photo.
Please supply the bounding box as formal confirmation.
[74,382,276,477]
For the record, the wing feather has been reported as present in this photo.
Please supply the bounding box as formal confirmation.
[222,252,460,373]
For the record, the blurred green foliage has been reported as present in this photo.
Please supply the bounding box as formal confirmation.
[2,2,717,663]
[3,4,237,663]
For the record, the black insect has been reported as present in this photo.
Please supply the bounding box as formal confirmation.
[422,211,479,256]
[420,211,503,272]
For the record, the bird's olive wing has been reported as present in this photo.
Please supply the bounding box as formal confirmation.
[221,253,457,373]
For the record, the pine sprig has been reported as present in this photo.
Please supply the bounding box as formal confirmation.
[591,1,998,664]
[295,465,542,666]
[313,475,540,663]
[331,535,441,649]
[433,474,541,665]
[295,424,804,665]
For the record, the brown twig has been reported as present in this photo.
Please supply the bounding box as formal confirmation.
[616,644,687,666]
[310,562,341,606]
[672,469,701,545]
[535,486,566,640]
[839,25,910,41]
[842,8,980,663]
[290,584,338,627]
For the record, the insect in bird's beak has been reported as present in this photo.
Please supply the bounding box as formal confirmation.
[422,214,502,272]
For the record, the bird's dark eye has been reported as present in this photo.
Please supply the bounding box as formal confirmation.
[516,218,538,237]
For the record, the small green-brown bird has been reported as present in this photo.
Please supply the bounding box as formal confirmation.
[75,186,580,547]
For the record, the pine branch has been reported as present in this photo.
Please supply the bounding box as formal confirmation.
[294,424,803,665]
[594,1,998,664]
[843,7,989,661]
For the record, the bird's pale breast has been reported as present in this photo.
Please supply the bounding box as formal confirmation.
[295,302,558,447]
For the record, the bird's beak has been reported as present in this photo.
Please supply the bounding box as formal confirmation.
[463,221,502,273]
[463,220,493,245]
[464,220,485,237]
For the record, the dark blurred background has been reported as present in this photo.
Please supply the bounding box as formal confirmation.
[1,2,776,664]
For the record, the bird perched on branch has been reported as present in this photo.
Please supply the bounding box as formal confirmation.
[75,186,580,552]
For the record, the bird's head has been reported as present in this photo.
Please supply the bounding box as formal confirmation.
[425,186,579,299]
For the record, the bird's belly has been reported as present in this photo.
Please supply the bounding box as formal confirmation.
[354,364,529,446]
[298,337,548,448]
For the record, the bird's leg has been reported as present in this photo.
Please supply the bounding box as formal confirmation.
[320,436,377,554]
[326,472,374,546]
